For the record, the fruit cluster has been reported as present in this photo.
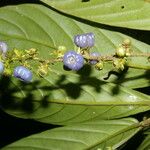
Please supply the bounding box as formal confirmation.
[63,32,100,71]
[0,41,32,82]
[0,32,149,82]
[62,32,129,71]
[0,32,97,82]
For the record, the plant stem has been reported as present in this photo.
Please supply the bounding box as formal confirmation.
[130,52,150,57]
[140,118,150,128]
[126,62,150,70]
[83,54,114,61]
[33,51,150,70]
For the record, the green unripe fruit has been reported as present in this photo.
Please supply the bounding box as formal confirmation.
[56,46,67,58]
[58,46,67,52]
[123,38,131,46]
[113,58,126,71]
[95,61,104,70]
[116,46,126,57]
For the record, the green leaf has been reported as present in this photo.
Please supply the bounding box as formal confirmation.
[0,4,150,125]
[40,0,150,30]
[2,118,140,150]
[2,75,150,125]
[138,132,150,150]
[0,4,149,88]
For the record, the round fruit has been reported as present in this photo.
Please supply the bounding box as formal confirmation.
[13,66,32,82]
[116,46,126,57]
[63,51,84,71]
[0,41,8,54]
[89,52,100,65]
[74,32,94,48]
[0,62,4,74]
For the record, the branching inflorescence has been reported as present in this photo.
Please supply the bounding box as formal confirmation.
[0,33,150,82]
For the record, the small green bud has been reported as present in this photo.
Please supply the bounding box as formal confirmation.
[95,61,104,70]
[123,38,131,46]
[37,63,49,77]
[22,61,31,69]
[4,68,12,76]
[125,48,131,56]
[116,46,126,57]
[25,48,38,59]
[113,58,126,71]
[53,46,67,58]
[14,49,22,58]
[58,46,67,52]
[122,38,131,56]
[25,48,37,54]
[38,68,48,77]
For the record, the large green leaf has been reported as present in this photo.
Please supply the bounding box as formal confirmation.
[0,4,150,125]
[40,0,150,30]
[2,118,140,150]
[1,74,150,125]
[0,4,149,88]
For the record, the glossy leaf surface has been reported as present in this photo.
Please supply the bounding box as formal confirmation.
[2,118,140,150]
[41,0,150,30]
[0,4,149,124]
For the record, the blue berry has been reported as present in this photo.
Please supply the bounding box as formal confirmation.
[0,62,4,74]
[74,34,87,48]
[14,66,32,82]
[0,41,8,54]
[86,33,95,47]
[74,32,94,48]
[63,51,84,71]
[89,52,100,65]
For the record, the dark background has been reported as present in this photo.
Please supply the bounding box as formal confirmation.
[0,0,150,149]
